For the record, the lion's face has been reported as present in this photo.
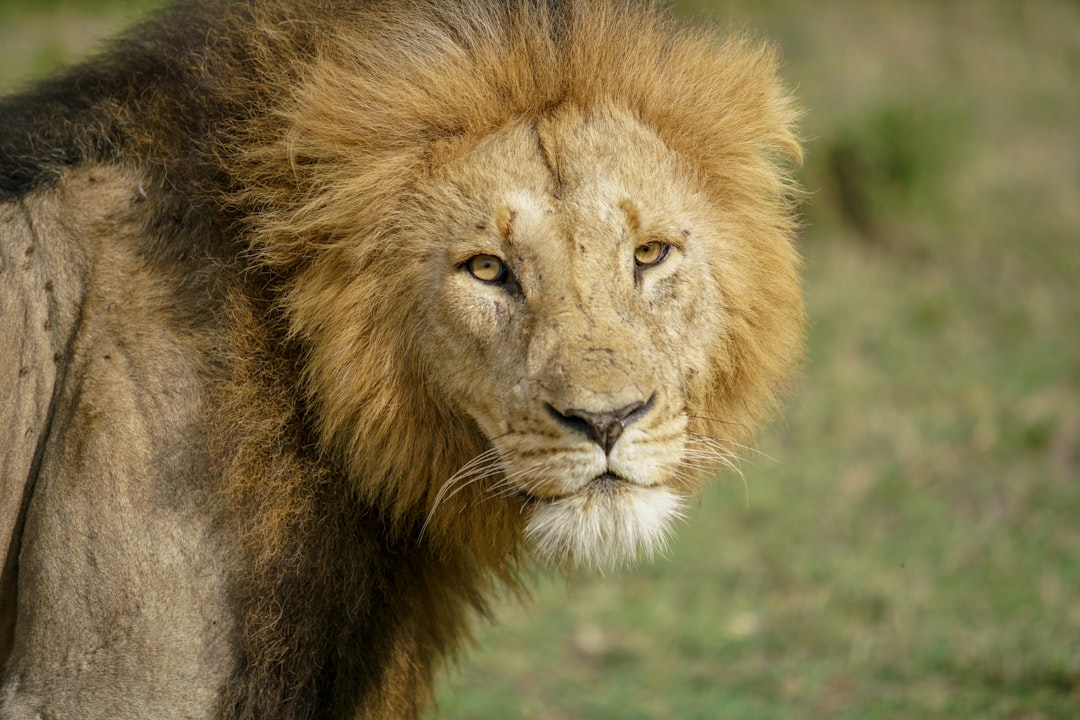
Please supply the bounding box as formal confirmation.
[410,106,730,568]
[263,17,804,574]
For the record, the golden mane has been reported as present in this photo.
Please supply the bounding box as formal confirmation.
[225,0,803,553]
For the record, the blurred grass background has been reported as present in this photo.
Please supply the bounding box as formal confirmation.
[2,1,1077,717]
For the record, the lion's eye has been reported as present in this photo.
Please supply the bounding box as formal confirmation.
[465,254,507,283]
[634,240,670,268]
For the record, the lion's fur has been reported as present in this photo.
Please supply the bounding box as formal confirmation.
[0,1,803,718]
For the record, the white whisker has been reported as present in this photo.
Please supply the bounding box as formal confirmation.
[419,448,504,543]
[679,435,752,508]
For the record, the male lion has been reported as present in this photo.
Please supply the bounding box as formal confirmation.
[0,0,804,717]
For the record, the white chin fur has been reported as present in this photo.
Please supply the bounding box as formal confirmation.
[524,485,686,571]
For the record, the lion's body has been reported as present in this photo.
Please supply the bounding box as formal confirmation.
[0,165,238,716]
[0,1,804,718]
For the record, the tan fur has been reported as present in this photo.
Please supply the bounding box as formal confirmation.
[1,167,237,718]
[1,1,802,717]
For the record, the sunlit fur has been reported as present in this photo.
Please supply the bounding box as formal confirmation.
[1,0,802,716]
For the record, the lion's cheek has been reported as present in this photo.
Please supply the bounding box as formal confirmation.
[423,287,520,405]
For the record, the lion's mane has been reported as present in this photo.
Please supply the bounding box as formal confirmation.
[0,1,802,718]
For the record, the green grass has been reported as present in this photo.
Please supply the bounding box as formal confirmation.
[0,0,155,91]
[3,1,1078,718]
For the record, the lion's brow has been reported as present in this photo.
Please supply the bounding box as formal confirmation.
[619,198,642,234]
[495,206,518,244]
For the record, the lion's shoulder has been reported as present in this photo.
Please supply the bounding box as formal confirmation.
[0,165,238,711]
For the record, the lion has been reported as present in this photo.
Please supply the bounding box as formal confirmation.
[0,0,804,717]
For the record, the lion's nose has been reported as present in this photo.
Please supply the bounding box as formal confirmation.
[546,394,655,454]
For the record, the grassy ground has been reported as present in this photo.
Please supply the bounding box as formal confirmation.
[3,1,1078,718]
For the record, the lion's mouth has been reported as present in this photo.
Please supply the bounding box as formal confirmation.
[518,471,629,505]
[587,471,623,492]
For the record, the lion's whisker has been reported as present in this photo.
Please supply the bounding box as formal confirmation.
[685,430,778,464]
[419,449,504,542]
[487,465,548,501]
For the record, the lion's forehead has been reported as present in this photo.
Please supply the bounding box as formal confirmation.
[440,108,699,238]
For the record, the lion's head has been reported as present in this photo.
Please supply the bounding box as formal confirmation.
[232,1,803,572]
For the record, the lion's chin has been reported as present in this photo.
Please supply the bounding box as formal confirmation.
[522,480,686,571]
